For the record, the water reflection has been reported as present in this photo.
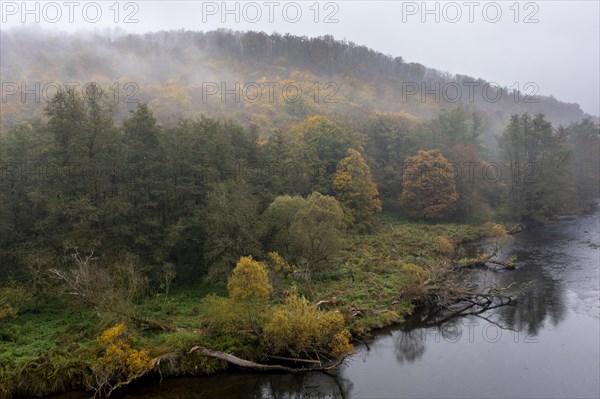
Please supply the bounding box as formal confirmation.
[390,212,595,363]
[112,372,353,399]
[394,327,426,364]
[367,209,599,399]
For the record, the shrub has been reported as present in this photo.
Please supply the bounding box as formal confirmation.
[93,323,152,392]
[263,287,353,360]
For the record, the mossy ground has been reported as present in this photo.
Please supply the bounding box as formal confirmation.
[0,217,488,398]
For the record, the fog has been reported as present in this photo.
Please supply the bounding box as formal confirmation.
[2,1,598,116]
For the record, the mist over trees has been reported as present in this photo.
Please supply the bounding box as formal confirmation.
[1,29,594,138]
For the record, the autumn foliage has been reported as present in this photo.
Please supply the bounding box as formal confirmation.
[93,323,152,389]
[227,256,273,302]
[333,148,382,222]
[401,150,459,220]
[263,286,353,359]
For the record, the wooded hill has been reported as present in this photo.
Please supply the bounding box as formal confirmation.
[1,29,593,142]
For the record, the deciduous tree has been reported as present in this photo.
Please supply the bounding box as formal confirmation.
[333,148,382,222]
[227,256,272,302]
[401,150,458,220]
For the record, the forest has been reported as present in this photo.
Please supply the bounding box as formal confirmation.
[0,30,599,398]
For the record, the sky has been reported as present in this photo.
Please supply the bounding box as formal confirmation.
[1,0,599,116]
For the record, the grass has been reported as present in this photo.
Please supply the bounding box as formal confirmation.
[308,218,487,334]
[0,217,489,398]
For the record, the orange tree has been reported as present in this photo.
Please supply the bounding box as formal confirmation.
[400,149,458,220]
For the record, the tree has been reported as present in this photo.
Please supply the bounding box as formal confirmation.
[261,192,346,275]
[401,150,458,220]
[289,192,347,274]
[118,103,166,261]
[93,323,152,396]
[260,195,307,255]
[289,115,355,194]
[362,113,417,201]
[204,181,262,268]
[45,87,87,166]
[447,144,494,222]
[333,148,382,222]
[499,114,573,222]
[227,256,272,302]
[567,118,600,209]
[417,107,483,153]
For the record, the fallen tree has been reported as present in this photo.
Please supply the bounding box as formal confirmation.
[397,248,520,326]
[189,346,347,373]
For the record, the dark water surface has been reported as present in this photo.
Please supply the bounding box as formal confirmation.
[57,209,600,399]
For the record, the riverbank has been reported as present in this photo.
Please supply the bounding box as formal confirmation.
[0,217,502,398]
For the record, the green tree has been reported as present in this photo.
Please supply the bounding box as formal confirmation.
[417,107,483,153]
[447,144,494,222]
[362,113,416,202]
[204,181,262,269]
[567,118,600,209]
[499,114,573,222]
[261,192,346,275]
[118,104,167,261]
[290,115,355,194]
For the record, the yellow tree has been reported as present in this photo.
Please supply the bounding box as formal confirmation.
[401,149,458,220]
[227,256,272,302]
[221,256,273,341]
[333,148,382,222]
[93,323,152,394]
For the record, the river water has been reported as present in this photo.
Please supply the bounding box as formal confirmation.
[58,208,600,399]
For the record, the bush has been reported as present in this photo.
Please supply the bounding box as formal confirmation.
[93,323,152,392]
[263,287,353,360]
[49,251,148,321]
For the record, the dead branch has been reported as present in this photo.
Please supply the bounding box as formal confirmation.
[189,346,349,374]
[411,255,520,325]
[267,354,323,364]
[94,352,177,398]
[189,346,309,372]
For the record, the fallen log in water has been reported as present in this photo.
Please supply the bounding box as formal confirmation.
[189,346,347,373]
[189,346,308,372]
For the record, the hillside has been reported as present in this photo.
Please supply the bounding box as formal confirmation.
[1,29,593,142]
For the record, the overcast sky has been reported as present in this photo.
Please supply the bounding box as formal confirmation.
[2,0,599,115]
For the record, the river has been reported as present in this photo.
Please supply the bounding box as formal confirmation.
[56,208,600,399]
